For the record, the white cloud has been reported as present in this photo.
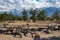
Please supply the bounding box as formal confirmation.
[0,0,60,12]
[9,0,15,2]
[55,0,60,7]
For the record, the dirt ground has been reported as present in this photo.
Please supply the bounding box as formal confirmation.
[0,21,60,40]
[0,30,60,40]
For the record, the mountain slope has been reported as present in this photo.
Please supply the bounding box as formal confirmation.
[0,0,60,16]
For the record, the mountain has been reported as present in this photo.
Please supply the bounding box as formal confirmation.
[45,7,60,16]
[45,7,57,16]
[8,7,60,16]
[0,0,60,16]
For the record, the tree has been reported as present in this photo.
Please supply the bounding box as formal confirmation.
[8,14,15,21]
[47,17,54,21]
[0,12,16,21]
[29,8,38,22]
[37,9,47,21]
[0,12,9,21]
[17,16,23,21]
[52,9,60,20]
[22,9,28,21]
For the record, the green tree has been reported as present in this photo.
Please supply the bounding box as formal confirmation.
[0,12,16,21]
[22,9,28,21]
[0,12,9,21]
[17,16,23,21]
[8,14,15,21]
[37,9,47,21]
[52,9,60,20]
[29,8,38,22]
[47,17,54,21]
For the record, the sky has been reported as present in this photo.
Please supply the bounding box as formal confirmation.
[0,0,60,15]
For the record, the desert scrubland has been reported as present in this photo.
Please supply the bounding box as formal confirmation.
[0,21,60,40]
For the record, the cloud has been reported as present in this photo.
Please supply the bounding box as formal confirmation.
[0,0,60,12]
[55,0,60,7]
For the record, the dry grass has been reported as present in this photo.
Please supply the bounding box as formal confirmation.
[0,21,60,40]
[0,21,59,26]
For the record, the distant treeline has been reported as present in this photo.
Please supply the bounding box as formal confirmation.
[0,8,60,22]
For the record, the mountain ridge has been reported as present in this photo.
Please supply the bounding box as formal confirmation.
[0,0,60,16]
